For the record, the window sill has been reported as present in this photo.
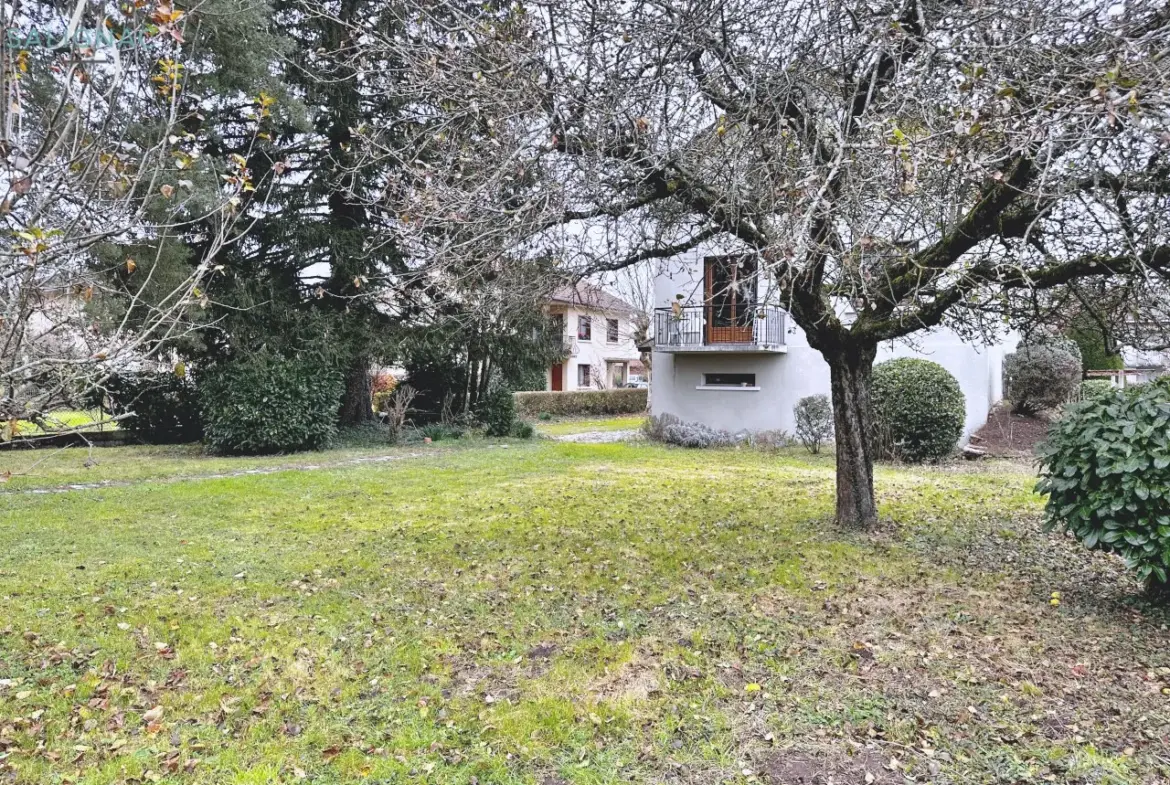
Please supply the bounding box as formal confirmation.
[696,385,760,391]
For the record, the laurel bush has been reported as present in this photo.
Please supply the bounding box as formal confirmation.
[1036,378,1170,594]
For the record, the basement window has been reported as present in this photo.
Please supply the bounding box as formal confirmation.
[698,372,758,390]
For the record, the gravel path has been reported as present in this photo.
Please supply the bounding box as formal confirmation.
[551,429,640,443]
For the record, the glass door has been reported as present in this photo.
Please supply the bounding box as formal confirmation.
[704,255,757,343]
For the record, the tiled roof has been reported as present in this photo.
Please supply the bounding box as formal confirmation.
[548,281,638,314]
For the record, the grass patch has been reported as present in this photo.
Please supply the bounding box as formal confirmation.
[7,409,119,437]
[0,443,1166,784]
[0,439,493,491]
[536,415,645,436]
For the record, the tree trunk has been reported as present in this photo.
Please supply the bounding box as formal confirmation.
[827,343,879,528]
[339,357,374,426]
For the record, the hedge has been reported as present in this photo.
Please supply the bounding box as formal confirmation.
[514,388,647,417]
[200,352,344,455]
[103,371,202,444]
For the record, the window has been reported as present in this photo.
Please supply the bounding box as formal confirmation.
[606,318,619,343]
[577,364,591,388]
[577,315,592,341]
[700,372,757,389]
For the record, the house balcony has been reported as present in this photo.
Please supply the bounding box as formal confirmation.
[653,303,787,353]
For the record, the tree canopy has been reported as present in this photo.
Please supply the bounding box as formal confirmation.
[362,0,1170,524]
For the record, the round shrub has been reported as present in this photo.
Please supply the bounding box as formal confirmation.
[794,394,834,454]
[1004,333,1082,414]
[103,371,202,444]
[200,351,343,454]
[1037,378,1170,594]
[871,358,965,462]
[477,385,516,437]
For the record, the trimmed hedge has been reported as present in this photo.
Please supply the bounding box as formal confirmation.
[200,351,344,455]
[515,388,647,417]
[872,358,965,462]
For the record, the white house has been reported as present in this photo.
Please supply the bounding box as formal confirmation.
[545,282,644,391]
[650,249,1017,439]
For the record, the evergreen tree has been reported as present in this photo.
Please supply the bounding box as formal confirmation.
[187,0,408,424]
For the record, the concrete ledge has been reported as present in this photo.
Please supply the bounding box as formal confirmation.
[695,385,761,391]
[654,343,787,354]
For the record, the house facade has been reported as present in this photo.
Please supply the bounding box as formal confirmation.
[545,282,644,391]
[651,248,1017,439]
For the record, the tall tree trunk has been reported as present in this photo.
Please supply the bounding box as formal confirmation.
[827,343,879,528]
[339,357,374,426]
[467,352,481,412]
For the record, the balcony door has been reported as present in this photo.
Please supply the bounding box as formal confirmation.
[705,255,757,344]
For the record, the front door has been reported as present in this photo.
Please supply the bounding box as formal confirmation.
[550,363,563,391]
[705,255,757,344]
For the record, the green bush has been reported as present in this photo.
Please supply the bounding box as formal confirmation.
[1036,378,1170,593]
[1079,379,1116,402]
[510,420,535,439]
[417,423,464,441]
[1067,315,1124,371]
[871,358,965,462]
[793,394,834,454]
[372,389,396,414]
[200,352,343,454]
[103,371,202,444]
[1004,333,1083,414]
[514,389,647,417]
[478,385,516,437]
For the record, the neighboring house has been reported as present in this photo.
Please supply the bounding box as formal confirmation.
[651,248,1018,440]
[545,282,644,391]
[1117,347,1169,386]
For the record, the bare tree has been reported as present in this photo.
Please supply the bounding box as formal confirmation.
[604,262,656,378]
[0,1,266,433]
[357,0,1170,526]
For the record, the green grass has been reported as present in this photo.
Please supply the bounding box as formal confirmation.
[0,442,1166,784]
[7,409,118,437]
[0,439,489,490]
[536,415,645,436]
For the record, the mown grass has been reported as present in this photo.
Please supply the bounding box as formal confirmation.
[0,441,475,491]
[535,415,645,436]
[7,409,119,438]
[0,442,1166,785]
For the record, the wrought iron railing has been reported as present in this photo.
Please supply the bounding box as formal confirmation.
[653,303,785,349]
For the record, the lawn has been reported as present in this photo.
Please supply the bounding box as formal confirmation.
[535,416,645,437]
[0,439,480,491]
[7,409,119,438]
[0,442,1167,785]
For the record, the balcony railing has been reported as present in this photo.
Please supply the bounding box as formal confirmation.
[653,303,786,352]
